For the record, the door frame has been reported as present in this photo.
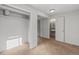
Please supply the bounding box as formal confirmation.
[55,16,65,42]
[49,16,65,42]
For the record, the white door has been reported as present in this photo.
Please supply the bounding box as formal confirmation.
[56,16,65,42]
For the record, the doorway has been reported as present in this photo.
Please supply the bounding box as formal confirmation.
[49,16,65,42]
[50,18,56,39]
[37,19,40,40]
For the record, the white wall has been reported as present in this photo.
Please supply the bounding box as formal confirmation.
[0,10,29,51]
[1,4,49,49]
[28,11,37,48]
[54,10,79,46]
[40,18,50,38]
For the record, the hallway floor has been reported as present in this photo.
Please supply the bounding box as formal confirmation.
[0,37,79,55]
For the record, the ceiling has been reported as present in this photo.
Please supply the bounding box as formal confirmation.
[30,4,79,15]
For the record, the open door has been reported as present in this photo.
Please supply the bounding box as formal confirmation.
[56,16,65,42]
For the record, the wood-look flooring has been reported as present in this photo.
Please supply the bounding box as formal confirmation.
[0,37,79,55]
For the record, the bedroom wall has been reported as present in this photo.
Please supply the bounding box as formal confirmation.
[40,18,50,39]
[0,9,29,51]
[54,10,79,46]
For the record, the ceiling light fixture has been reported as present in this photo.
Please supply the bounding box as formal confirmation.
[49,9,55,13]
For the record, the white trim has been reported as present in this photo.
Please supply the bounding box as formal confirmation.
[0,4,30,15]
